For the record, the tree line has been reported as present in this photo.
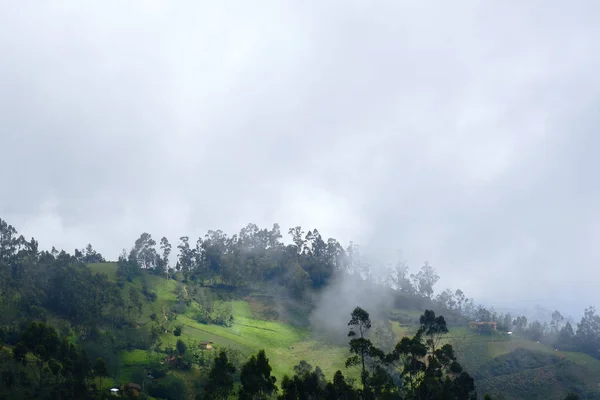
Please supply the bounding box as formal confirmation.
[118,224,445,300]
[0,216,596,399]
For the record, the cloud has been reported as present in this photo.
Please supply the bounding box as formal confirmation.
[1,1,599,317]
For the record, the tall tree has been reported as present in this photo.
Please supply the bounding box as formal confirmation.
[325,370,357,400]
[176,339,187,356]
[551,310,564,333]
[239,350,277,400]
[83,244,105,263]
[346,307,384,394]
[280,361,328,400]
[177,236,195,280]
[159,237,171,278]
[288,226,305,255]
[411,262,439,298]
[129,233,158,269]
[385,310,476,400]
[393,258,416,294]
[576,306,600,358]
[93,358,108,398]
[420,310,448,353]
[203,351,236,400]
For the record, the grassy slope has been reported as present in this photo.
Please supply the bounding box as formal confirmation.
[89,263,600,399]
[89,262,354,396]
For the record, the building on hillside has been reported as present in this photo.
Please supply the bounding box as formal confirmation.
[163,355,176,364]
[120,382,142,397]
[127,382,142,392]
[199,341,214,350]
[469,321,497,333]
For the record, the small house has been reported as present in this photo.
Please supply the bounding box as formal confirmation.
[469,321,497,333]
[199,341,214,350]
[109,388,119,396]
[126,382,142,393]
[163,355,176,364]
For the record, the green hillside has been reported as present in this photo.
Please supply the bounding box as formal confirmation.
[87,262,600,399]
[2,217,600,399]
[89,262,353,383]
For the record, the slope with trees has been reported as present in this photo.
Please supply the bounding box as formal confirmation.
[1,216,600,399]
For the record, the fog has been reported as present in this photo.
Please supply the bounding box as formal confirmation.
[1,1,600,318]
[309,271,397,344]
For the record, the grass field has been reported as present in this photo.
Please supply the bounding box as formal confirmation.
[171,300,353,380]
[89,263,359,386]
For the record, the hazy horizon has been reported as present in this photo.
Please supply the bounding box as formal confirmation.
[2,1,599,320]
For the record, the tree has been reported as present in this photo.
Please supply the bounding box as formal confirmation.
[393,258,416,294]
[176,339,187,356]
[289,263,311,298]
[419,309,448,353]
[203,351,236,400]
[411,262,439,298]
[239,350,277,400]
[159,237,171,278]
[513,316,528,332]
[93,358,108,398]
[292,360,313,377]
[288,226,305,255]
[526,320,545,341]
[557,322,575,350]
[325,370,357,400]
[177,236,195,280]
[551,310,564,333]
[386,331,428,396]
[129,233,158,269]
[346,307,385,394]
[280,361,327,400]
[575,306,600,358]
[148,374,187,400]
[11,322,91,398]
[454,289,466,312]
[173,325,182,337]
[435,289,457,311]
[84,244,105,263]
[384,309,476,399]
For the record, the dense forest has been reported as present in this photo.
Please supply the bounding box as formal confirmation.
[0,217,597,399]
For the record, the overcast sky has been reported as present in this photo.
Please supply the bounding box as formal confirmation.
[1,1,599,317]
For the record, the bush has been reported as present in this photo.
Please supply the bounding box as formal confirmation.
[148,375,187,400]
[170,301,187,315]
[148,362,168,379]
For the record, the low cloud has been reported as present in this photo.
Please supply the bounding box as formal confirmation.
[1,1,599,317]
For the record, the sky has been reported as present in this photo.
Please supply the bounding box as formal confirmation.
[1,1,599,318]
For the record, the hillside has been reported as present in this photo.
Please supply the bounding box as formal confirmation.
[2,216,599,399]
[89,262,354,382]
[88,262,600,399]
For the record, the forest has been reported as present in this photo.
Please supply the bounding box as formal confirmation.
[0,217,597,399]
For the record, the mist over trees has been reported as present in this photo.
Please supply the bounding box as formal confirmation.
[1,216,599,399]
[3,216,600,361]
[118,223,481,350]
